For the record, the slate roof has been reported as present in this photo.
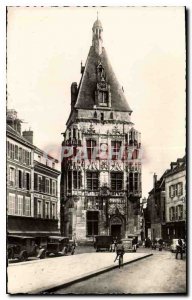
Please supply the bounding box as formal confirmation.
[75,46,132,112]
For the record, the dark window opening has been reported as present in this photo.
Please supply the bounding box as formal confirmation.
[111,172,123,191]
[101,113,104,121]
[87,172,99,191]
[87,211,99,236]
[134,173,138,191]
[18,170,22,188]
[26,173,30,190]
[73,171,81,190]
[129,172,133,192]
[68,171,72,191]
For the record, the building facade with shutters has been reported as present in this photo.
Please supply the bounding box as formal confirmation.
[164,157,186,240]
[60,18,142,242]
[7,109,60,236]
[33,148,60,235]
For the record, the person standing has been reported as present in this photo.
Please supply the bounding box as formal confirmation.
[176,238,183,259]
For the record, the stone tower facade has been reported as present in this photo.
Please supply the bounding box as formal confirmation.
[60,18,142,242]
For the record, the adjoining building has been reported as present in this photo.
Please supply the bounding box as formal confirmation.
[140,197,147,241]
[33,148,60,235]
[144,156,186,242]
[7,109,60,237]
[164,157,186,240]
[60,18,142,242]
[146,173,167,241]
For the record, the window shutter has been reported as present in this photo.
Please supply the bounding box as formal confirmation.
[169,186,171,198]
[50,179,52,194]
[15,169,18,187]
[23,171,26,189]
[169,208,171,221]
[34,173,38,190]
[42,176,45,193]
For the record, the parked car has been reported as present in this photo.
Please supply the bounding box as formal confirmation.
[121,238,137,252]
[170,239,185,253]
[7,235,42,261]
[94,235,113,252]
[127,234,139,248]
[46,236,73,256]
[35,236,49,258]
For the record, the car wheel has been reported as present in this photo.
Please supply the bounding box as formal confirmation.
[8,248,13,259]
[19,251,27,262]
[39,249,46,259]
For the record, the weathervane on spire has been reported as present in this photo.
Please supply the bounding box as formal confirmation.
[97,11,99,20]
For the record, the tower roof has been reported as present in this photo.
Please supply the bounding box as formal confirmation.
[75,46,132,112]
[92,18,103,29]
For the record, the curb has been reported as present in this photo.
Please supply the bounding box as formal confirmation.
[36,253,153,294]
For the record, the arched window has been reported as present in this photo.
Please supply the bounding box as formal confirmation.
[94,111,97,118]
[110,112,113,119]
[101,113,104,121]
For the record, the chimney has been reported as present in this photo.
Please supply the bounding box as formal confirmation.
[23,130,33,144]
[153,173,157,190]
[71,82,78,110]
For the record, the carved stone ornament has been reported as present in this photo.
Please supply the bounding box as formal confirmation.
[108,202,125,215]
[110,216,122,225]
[112,124,120,135]
[87,123,95,134]
[100,160,109,170]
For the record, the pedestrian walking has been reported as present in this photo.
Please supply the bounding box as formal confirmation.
[176,238,183,259]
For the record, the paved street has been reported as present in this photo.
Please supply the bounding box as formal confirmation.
[55,248,186,294]
[8,249,151,294]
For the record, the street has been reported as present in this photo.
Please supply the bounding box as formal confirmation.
[54,248,186,294]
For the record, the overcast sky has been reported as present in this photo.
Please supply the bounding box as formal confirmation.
[7,6,186,198]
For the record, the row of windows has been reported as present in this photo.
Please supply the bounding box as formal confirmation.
[169,182,183,198]
[67,171,140,192]
[36,199,57,219]
[169,205,184,221]
[7,141,31,165]
[34,173,57,196]
[85,140,139,160]
[93,111,113,120]
[8,167,30,190]
[8,194,31,216]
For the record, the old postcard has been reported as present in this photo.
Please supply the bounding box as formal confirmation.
[6,5,187,295]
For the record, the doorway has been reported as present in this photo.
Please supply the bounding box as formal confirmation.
[111,224,121,239]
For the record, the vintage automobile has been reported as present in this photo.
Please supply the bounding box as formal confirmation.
[7,235,45,261]
[93,235,113,252]
[121,238,137,252]
[170,239,185,253]
[35,236,49,258]
[46,236,74,256]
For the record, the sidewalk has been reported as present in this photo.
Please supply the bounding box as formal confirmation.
[8,252,152,294]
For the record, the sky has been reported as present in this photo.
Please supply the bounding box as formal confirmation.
[7,6,186,198]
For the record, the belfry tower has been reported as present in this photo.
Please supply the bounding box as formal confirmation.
[60,17,142,243]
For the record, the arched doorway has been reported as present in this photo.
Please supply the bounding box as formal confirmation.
[110,216,123,239]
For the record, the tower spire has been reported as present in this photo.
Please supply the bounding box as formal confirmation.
[92,15,103,55]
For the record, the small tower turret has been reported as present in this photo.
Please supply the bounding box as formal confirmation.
[92,14,103,55]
